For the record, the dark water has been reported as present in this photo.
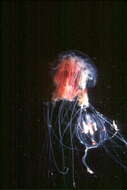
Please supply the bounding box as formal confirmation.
[2,1,127,189]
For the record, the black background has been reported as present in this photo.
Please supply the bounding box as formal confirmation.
[1,1,127,189]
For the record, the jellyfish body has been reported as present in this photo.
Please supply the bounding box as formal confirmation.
[52,50,97,105]
[44,50,127,187]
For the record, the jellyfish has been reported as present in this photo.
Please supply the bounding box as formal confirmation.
[42,50,127,188]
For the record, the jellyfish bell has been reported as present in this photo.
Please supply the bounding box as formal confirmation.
[53,50,98,88]
[52,50,97,107]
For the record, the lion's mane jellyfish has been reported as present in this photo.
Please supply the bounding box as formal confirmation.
[43,50,127,187]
